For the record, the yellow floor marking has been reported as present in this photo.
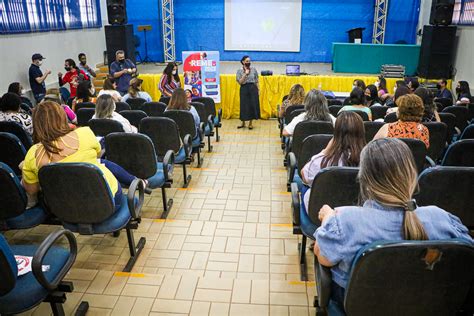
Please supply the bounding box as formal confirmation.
[288,281,316,286]
[153,219,176,223]
[114,272,145,278]
[271,223,293,227]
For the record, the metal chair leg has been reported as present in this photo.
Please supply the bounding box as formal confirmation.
[123,227,146,272]
[299,235,308,281]
[182,164,192,188]
[160,187,173,219]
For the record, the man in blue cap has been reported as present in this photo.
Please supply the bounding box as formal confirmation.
[29,53,51,103]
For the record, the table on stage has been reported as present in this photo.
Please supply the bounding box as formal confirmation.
[140,74,402,119]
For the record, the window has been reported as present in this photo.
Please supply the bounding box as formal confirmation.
[0,0,101,34]
[453,0,474,25]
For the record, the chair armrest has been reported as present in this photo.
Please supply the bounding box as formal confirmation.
[217,108,222,122]
[127,178,145,219]
[291,182,301,226]
[207,115,214,129]
[183,134,192,158]
[425,156,436,168]
[32,229,77,291]
[285,137,293,156]
[163,150,175,182]
[198,122,205,141]
[288,152,297,183]
[315,262,333,309]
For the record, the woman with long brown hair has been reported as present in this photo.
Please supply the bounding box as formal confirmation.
[313,138,472,313]
[166,88,200,134]
[279,84,305,118]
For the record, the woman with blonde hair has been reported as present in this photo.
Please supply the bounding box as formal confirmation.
[313,138,472,313]
[92,94,137,133]
[122,78,152,103]
[279,84,305,117]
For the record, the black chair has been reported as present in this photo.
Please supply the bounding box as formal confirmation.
[0,132,26,176]
[76,108,96,126]
[327,99,342,106]
[384,111,398,123]
[343,97,351,105]
[0,121,32,150]
[159,96,170,105]
[89,118,125,136]
[115,101,131,112]
[119,110,147,128]
[314,240,474,316]
[193,97,222,142]
[39,163,145,272]
[105,133,174,218]
[370,105,389,121]
[443,105,470,133]
[441,139,474,167]
[435,97,454,111]
[460,124,474,140]
[416,166,474,229]
[0,229,89,316]
[350,110,370,121]
[399,138,432,173]
[141,101,167,117]
[439,112,457,143]
[74,101,95,112]
[423,122,448,162]
[363,121,384,143]
[126,97,147,110]
[140,117,193,187]
[280,105,305,139]
[291,167,359,280]
[467,103,474,122]
[0,162,49,231]
[191,101,214,152]
[328,105,342,117]
[162,110,205,167]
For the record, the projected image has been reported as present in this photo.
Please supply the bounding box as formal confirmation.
[224,0,302,52]
[453,0,474,25]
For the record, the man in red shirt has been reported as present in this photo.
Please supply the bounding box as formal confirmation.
[58,58,89,101]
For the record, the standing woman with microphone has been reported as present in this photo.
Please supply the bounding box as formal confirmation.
[236,55,260,129]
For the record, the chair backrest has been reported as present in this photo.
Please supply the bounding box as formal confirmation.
[441,139,474,167]
[192,97,216,118]
[436,97,454,111]
[0,162,27,221]
[162,110,197,139]
[442,106,469,132]
[297,134,333,179]
[423,122,448,162]
[328,105,342,117]
[328,99,343,106]
[460,124,474,140]
[398,138,427,173]
[0,121,32,150]
[467,103,474,121]
[416,166,474,228]
[384,112,398,123]
[76,108,96,126]
[363,121,384,143]
[141,102,166,117]
[190,102,207,123]
[292,121,334,159]
[75,102,95,112]
[139,117,181,158]
[284,105,305,124]
[118,110,147,128]
[0,234,17,296]
[370,106,389,121]
[159,96,170,105]
[438,112,456,143]
[343,97,351,105]
[345,240,474,316]
[0,132,26,176]
[125,97,147,110]
[286,109,305,125]
[88,118,124,136]
[115,101,131,112]
[105,133,157,179]
[39,163,115,225]
[307,167,360,225]
[349,110,370,121]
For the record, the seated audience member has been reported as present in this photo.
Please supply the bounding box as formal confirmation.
[352,79,366,91]
[435,79,453,100]
[283,89,335,137]
[365,84,381,107]
[313,138,473,314]
[375,76,389,101]
[122,78,152,103]
[0,92,33,135]
[72,80,96,111]
[98,78,122,102]
[385,86,411,109]
[7,82,33,108]
[374,94,429,148]
[93,95,137,133]
[414,87,440,123]
[405,77,420,93]
[279,84,305,118]
[185,89,193,102]
[166,88,200,135]
[58,59,89,101]
[301,111,366,212]
[338,88,372,121]
[43,91,77,125]
[455,81,472,105]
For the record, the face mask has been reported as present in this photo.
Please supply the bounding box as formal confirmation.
[436,84,441,90]
[366,95,373,101]
[374,81,380,88]
[80,60,86,65]
[456,87,461,93]
[37,61,43,66]
[393,87,397,94]
[245,62,251,67]
[119,59,125,63]
[172,70,177,75]
[21,89,26,95]
[352,85,357,90]
[65,66,71,71]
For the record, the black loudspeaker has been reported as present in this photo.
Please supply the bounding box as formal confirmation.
[417,25,457,79]
[105,25,136,67]
[107,0,127,25]
[429,0,455,26]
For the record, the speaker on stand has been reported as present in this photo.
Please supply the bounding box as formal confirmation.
[105,0,136,66]
[107,0,127,25]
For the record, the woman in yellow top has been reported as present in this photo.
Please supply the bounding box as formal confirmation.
[22,101,137,209]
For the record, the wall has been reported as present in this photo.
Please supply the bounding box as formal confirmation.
[0,0,108,94]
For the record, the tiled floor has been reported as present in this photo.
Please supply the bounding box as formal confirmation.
[7,119,317,316]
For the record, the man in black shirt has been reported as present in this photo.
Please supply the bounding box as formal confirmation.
[28,53,51,103]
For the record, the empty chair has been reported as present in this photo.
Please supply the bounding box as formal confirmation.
[38,163,146,272]
[140,117,193,187]
[370,105,389,121]
[441,139,474,167]
[439,112,456,143]
[443,106,469,133]
[0,121,32,150]
[384,111,398,123]
[327,99,342,106]
[0,132,26,176]
[119,110,147,128]
[468,103,474,122]
[126,97,147,110]
[328,105,342,117]
[141,101,166,117]
[76,108,95,126]
[115,101,131,112]
[284,105,305,124]
[460,124,474,139]
[0,229,89,316]
[364,121,384,143]
[74,101,95,112]
[89,118,125,136]
[159,96,170,105]
[191,101,214,152]
[435,97,453,111]
[193,97,222,142]
[423,122,448,162]
[416,166,474,229]
[399,138,430,173]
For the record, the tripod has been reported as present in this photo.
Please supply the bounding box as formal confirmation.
[138,25,152,63]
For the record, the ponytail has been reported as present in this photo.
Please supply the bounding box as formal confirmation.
[402,200,428,240]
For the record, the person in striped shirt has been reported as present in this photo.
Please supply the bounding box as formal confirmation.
[159,62,181,97]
